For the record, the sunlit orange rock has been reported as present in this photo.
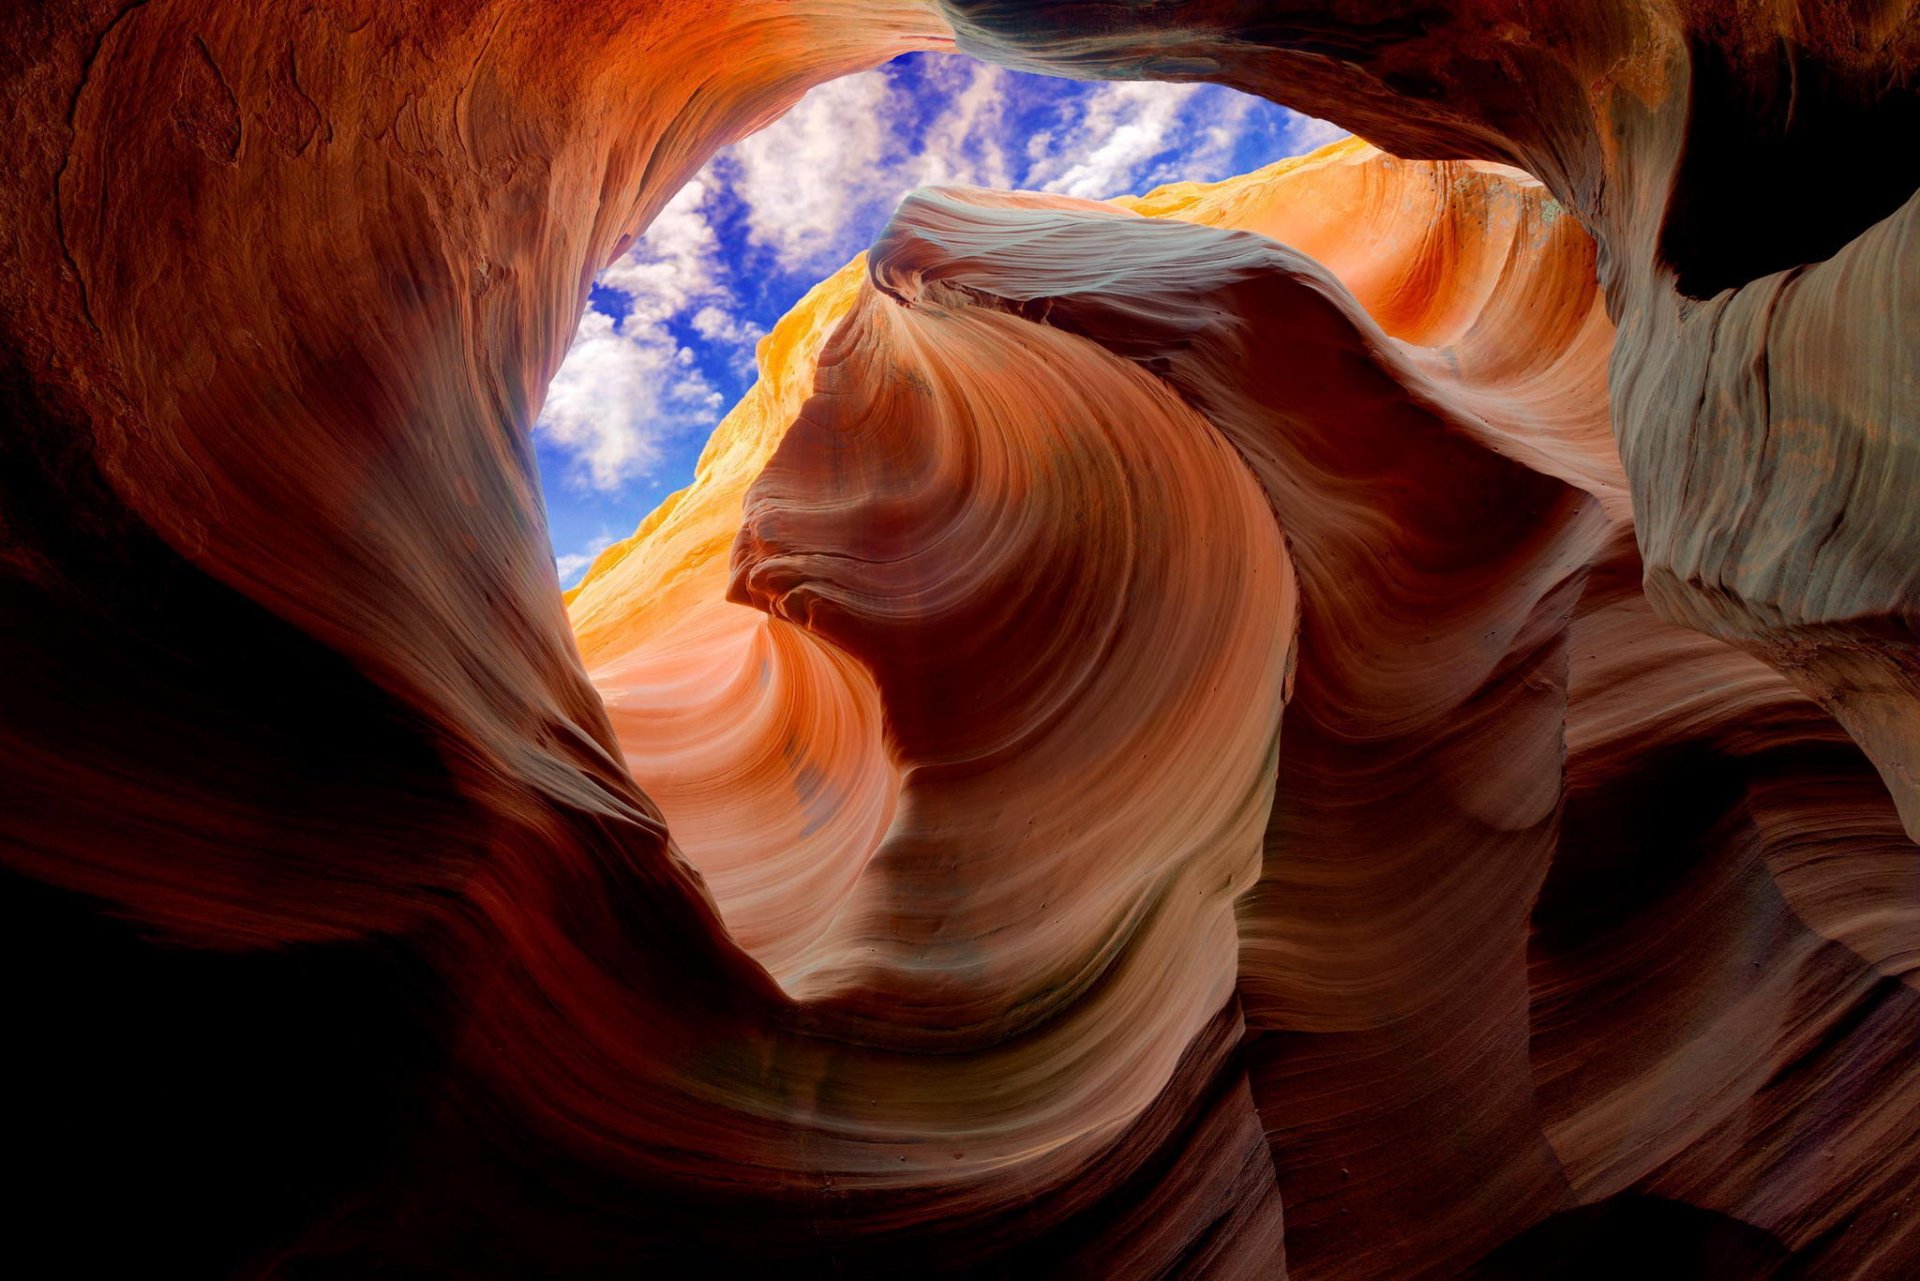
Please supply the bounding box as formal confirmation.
[947,0,1920,837]
[565,259,897,981]
[3,2,1916,1277]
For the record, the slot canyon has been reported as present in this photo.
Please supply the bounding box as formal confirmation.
[2,2,1916,1276]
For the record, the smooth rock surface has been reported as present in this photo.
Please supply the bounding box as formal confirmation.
[3,3,1915,1276]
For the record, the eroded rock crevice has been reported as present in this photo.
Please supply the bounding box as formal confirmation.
[1,2,1915,1275]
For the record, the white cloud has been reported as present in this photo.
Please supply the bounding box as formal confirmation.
[905,61,1013,191]
[1028,81,1206,199]
[537,309,720,491]
[727,71,898,272]
[1286,113,1350,151]
[538,168,764,491]
[1182,93,1257,182]
[556,527,617,585]
[597,173,723,320]
[715,60,1233,275]
[690,304,765,347]
[539,57,1346,506]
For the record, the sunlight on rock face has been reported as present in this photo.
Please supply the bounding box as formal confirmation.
[4,2,1915,1276]
[536,50,1342,584]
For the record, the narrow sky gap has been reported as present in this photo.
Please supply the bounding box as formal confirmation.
[537,51,1345,585]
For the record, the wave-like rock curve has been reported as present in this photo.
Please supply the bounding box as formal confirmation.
[3,3,1916,1277]
[943,0,1920,839]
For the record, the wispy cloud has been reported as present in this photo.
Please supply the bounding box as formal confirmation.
[536,174,744,492]
[1286,112,1350,152]
[904,60,1014,191]
[727,72,899,273]
[596,172,726,317]
[556,527,618,586]
[538,309,720,492]
[1027,81,1208,198]
[536,53,1346,508]
[721,59,1345,271]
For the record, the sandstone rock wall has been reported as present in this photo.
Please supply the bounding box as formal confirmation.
[2,3,1914,1275]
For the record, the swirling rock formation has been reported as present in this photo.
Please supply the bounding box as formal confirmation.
[946,0,1920,839]
[2,2,1915,1277]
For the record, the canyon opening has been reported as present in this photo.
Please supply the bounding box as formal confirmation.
[3,4,1917,1279]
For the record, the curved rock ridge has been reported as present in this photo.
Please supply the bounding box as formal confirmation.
[571,138,1622,996]
[3,0,952,950]
[565,258,898,982]
[3,3,1917,1277]
[291,169,1314,1280]
[843,158,1916,1277]
[1532,534,1920,1280]
[861,172,1613,1280]
[939,0,1920,838]
[567,136,1918,1275]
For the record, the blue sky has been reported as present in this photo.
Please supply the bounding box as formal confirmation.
[537,52,1343,584]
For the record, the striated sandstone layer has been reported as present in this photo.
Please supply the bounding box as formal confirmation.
[945,0,1920,839]
[2,2,1916,1278]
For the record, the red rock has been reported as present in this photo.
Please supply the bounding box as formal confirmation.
[2,4,1914,1276]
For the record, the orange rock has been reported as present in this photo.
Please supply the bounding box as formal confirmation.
[3,3,1916,1275]
[947,0,1920,836]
